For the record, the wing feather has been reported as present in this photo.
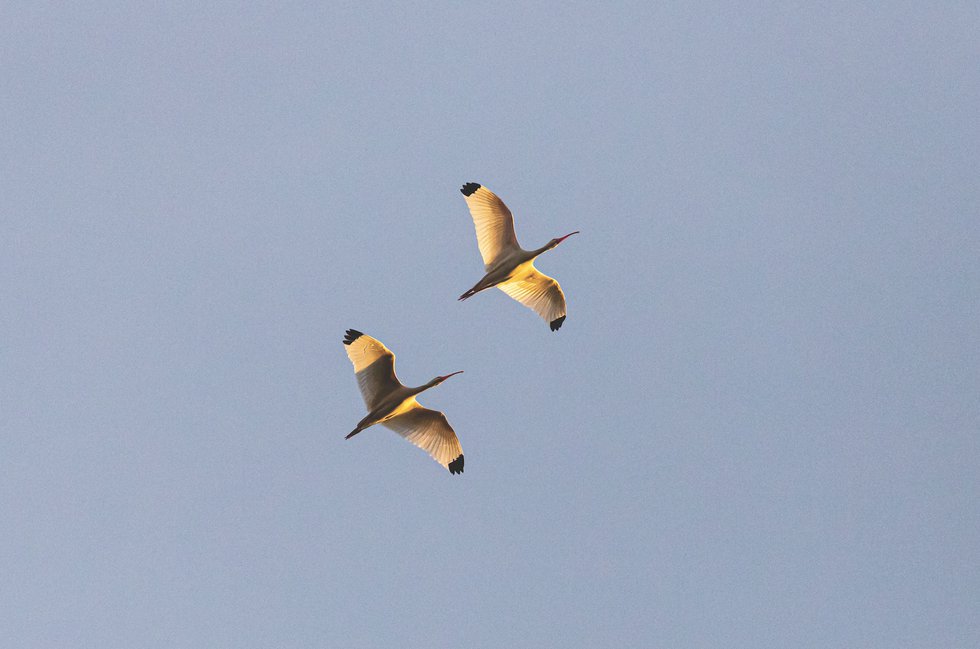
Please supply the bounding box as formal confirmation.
[383,406,464,474]
[342,329,400,409]
[460,183,519,268]
[497,265,568,330]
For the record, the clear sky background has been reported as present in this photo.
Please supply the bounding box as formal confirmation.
[2,2,978,647]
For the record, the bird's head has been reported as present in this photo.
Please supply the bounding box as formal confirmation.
[433,370,464,385]
[549,230,580,249]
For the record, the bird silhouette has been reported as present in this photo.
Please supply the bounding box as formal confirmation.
[458,182,578,331]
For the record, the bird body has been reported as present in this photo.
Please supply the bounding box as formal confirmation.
[343,329,464,474]
[350,392,420,436]
[459,182,578,331]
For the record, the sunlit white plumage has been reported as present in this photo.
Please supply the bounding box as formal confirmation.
[343,329,464,474]
[459,183,578,331]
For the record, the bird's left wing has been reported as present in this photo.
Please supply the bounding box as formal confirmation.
[343,329,400,410]
[382,406,465,474]
[497,265,568,331]
[460,182,519,268]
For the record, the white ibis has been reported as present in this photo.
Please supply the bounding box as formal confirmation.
[342,329,465,474]
[458,182,579,331]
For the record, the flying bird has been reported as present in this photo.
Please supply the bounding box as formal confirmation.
[342,329,464,474]
[458,182,578,331]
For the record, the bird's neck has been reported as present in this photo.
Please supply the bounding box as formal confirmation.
[528,241,556,258]
[412,379,440,394]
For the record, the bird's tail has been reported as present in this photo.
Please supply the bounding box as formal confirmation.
[459,282,488,301]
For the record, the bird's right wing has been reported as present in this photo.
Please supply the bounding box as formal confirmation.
[497,265,568,331]
[343,329,400,410]
[382,406,465,474]
[460,182,519,268]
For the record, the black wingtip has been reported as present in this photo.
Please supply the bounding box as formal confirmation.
[550,316,566,332]
[460,182,481,197]
[343,329,364,345]
[448,454,464,474]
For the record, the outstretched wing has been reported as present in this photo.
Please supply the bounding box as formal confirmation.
[383,405,465,474]
[497,265,568,331]
[460,182,519,268]
[343,329,400,409]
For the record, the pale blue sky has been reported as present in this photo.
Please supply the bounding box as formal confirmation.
[2,2,978,647]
